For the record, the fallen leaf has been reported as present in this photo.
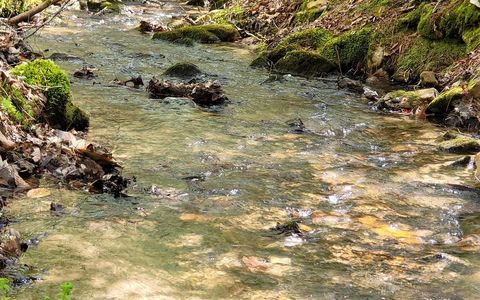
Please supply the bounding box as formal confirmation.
[26,188,51,198]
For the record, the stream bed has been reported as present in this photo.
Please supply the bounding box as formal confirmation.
[5,2,480,299]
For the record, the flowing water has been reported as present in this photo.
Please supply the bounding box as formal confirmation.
[5,2,480,299]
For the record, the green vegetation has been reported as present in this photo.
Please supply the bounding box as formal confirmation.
[319,28,372,71]
[11,59,89,131]
[395,38,466,81]
[0,0,41,17]
[275,50,335,77]
[0,278,9,300]
[294,0,328,24]
[43,282,73,300]
[153,24,240,44]
[0,80,36,127]
[251,27,372,76]
[210,2,244,23]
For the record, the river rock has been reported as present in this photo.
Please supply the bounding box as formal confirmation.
[438,137,480,154]
[337,77,363,93]
[382,88,438,110]
[368,46,384,70]
[0,229,22,263]
[363,87,379,100]
[163,63,203,79]
[419,71,438,87]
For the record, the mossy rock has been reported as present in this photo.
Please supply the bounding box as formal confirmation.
[440,0,480,38]
[426,86,464,115]
[383,88,438,110]
[294,0,328,24]
[396,3,429,30]
[319,28,372,71]
[152,24,240,44]
[163,63,203,78]
[11,59,89,131]
[275,50,335,77]
[278,28,333,50]
[251,29,333,69]
[438,137,480,154]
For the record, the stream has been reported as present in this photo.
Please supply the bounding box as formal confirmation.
[5,2,480,299]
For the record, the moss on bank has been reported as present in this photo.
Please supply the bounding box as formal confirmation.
[275,50,335,77]
[394,38,466,82]
[153,24,240,45]
[319,28,372,71]
[0,81,35,126]
[11,59,89,131]
[251,27,372,76]
[0,0,41,17]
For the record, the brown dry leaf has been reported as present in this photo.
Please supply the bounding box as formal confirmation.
[179,213,214,222]
[26,188,51,198]
[242,256,269,273]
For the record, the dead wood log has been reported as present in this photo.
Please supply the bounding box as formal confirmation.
[8,0,63,26]
[147,79,228,106]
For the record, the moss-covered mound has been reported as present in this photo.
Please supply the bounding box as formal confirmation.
[163,63,203,78]
[393,38,466,82]
[251,27,372,76]
[11,59,89,131]
[153,24,240,45]
[319,28,372,71]
[275,50,335,77]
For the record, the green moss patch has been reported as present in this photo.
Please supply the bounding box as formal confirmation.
[153,24,240,44]
[11,59,89,131]
[426,86,464,115]
[395,38,466,82]
[275,50,335,77]
[319,28,372,71]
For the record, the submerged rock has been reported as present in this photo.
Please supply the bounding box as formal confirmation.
[438,137,480,154]
[286,118,305,134]
[73,67,96,79]
[163,63,203,79]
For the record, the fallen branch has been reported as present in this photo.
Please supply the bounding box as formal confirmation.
[147,79,228,107]
[8,0,63,26]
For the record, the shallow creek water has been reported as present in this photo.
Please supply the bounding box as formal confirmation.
[5,2,480,299]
